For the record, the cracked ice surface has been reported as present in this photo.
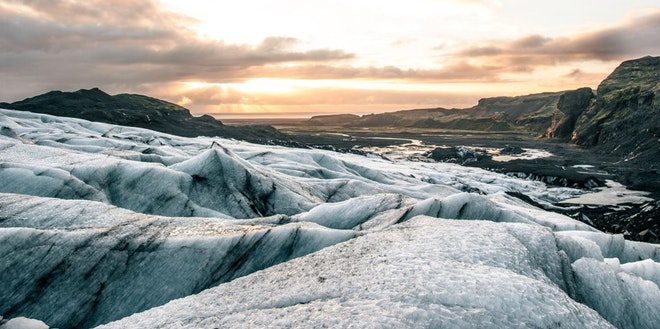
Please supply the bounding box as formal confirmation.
[98,217,614,329]
[0,109,587,221]
[0,194,355,328]
[0,108,658,329]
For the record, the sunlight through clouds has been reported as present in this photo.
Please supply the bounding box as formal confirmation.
[1,0,659,117]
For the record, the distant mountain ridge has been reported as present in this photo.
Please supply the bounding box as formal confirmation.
[309,90,575,132]
[0,88,292,144]
[308,56,660,168]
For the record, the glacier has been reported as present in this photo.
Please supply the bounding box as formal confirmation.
[0,108,658,329]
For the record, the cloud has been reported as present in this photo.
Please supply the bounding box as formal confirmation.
[0,0,186,52]
[558,67,606,86]
[564,69,584,77]
[453,10,660,67]
[0,0,353,101]
[1,0,658,115]
[184,9,660,85]
[452,0,501,8]
[160,83,485,116]
[237,61,506,82]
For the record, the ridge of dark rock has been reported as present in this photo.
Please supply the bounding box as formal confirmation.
[306,90,577,134]
[0,88,295,145]
[571,56,660,168]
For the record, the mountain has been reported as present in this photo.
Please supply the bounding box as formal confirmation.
[571,56,660,165]
[309,90,581,133]
[1,108,658,328]
[306,56,660,169]
[0,88,292,144]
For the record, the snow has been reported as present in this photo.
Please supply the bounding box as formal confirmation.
[0,108,658,328]
[0,317,49,329]
[293,193,409,229]
[0,194,355,328]
[97,217,614,329]
[0,108,594,222]
[620,259,660,286]
[572,258,660,329]
[491,148,553,162]
[573,164,595,169]
[559,180,653,205]
[357,138,553,163]
[556,231,660,263]
[358,137,435,161]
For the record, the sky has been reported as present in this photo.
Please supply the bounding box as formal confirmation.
[1,1,659,118]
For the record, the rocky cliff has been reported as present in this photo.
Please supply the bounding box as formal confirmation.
[545,87,595,141]
[571,56,660,168]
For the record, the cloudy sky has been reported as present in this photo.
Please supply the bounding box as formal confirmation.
[1,0,659,118]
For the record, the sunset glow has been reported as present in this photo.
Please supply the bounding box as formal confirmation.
[1,0,659,118]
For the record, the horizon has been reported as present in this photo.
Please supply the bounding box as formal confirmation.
[1,1,659,118]
[4,82,600,120]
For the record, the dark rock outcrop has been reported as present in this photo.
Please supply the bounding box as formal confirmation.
[499,145,525,155]
[424,146,491,165]
[545,87,595,141]
[0,88,294,144]
[566,200,660,243]
[303,57,659,167]
[571,56,660,168]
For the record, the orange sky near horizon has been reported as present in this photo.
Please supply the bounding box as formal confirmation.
[0,0,659,118]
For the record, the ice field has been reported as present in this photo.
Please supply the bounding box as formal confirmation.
[0,108,658,328]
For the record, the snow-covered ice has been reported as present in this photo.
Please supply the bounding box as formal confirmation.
[559,180,653,205]
[0,194,355,328]
[0,317,49,329]
[97,217,616,329]
[0,108,658,328]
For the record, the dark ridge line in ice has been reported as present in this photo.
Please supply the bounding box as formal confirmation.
[0,194,357,328]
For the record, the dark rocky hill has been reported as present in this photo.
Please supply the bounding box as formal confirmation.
[0,88,294,144]
[309,90,578,133]
[307,57,659,169]
[571,56,660,166]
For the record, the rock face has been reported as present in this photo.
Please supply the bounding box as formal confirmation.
[545,87,595,141]
[424,146,491,165]
[0,88,291,144]
[572,56,660,168]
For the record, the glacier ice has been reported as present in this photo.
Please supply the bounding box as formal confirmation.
[0,317,49,329]
[556,231,660,263]
[0,108,659,328]
[0,194,355,328]
[292,193,409,229]
[97,217,615,329]
[572,258,660,329]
